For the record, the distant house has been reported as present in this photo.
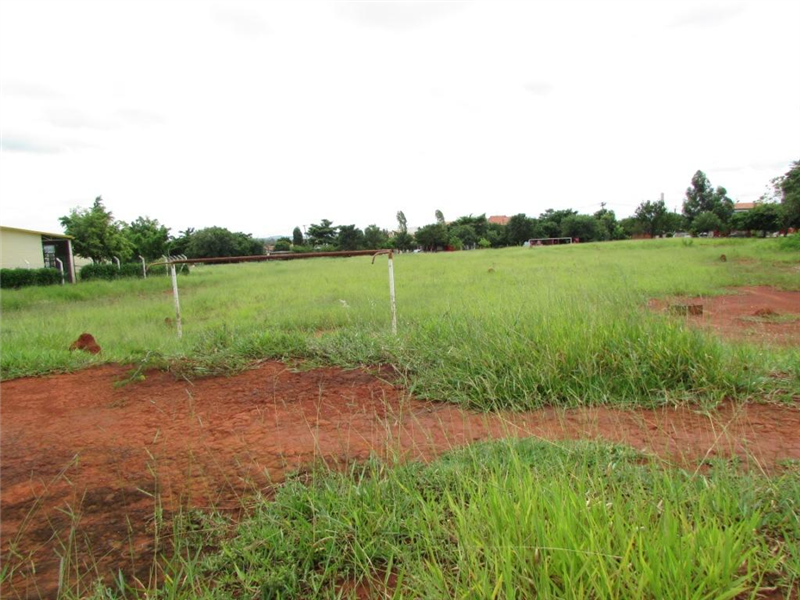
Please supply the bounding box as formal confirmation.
[488,215,510,226]
[0,226,77,283]
[733,202,756,213]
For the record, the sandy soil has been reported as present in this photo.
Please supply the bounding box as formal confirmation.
[649,286,800,345]
[2,360,799,598]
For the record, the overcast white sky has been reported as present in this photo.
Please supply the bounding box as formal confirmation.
[1,0,799,237]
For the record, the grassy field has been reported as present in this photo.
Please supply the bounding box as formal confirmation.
[2,238,798,408]
[90,440,800,599]
[3,238,800,598]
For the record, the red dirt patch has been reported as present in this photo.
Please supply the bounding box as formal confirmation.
[650,286,800,345]
[68,332,101,354]
[2,362,799,597]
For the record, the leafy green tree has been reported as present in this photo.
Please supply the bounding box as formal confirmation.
[538,209,577,238]
[506,214,534,245]
[634,199,669,236]
[363,225,389,249]
[435,210,446,226]
[478,237,491,249]
[448,236,463,250]
[593,208,620,241]
[770,160,800,228]
[486,222,508,247]
[414,223,448,251]
[396,211,409,234]
[123,216,171,260]
[307,219,337,247]
[451,214,488,238]
[560,215,599,241]
[744,203,784,236]
[662,212,687,235]
[619,217,643,238]
[59,196,132,262]
[683,170,734,227]
[168,228,194,256]
[691,211,722,234]
[292,227,304,246]
[186,227,262,258]
[336,225,365,250]
[392,231,415,251]
[274,237,292,251]
[449,224,478,247]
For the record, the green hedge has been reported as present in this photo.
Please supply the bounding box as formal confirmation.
[0,268,62,289]
[79,262,183,281]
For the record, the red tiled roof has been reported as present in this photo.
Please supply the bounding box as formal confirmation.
[488,215,510,225]
[734,202,756,211]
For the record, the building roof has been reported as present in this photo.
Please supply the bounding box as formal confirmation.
[488,215,510,226]
[0,225,73,239]
[733,202,756,211]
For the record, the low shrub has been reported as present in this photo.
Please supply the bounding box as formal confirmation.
[777,233,800,252]
[79,262,181,281]
[80,263,141,281]
[0,268,62,289]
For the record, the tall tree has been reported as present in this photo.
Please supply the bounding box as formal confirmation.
[435,210,446,226]
[743,203,784,237]
[560,215,599,241]
[336,225,365,250]
[634,199,669,236]
[186,227,262,258]
[363,224,389,249]
[292,227,304,246]
[306,219,337,247]
[414,223,448,251]
[449,224,478,247]
[683,170,734,226]
[59,196,131,262]
[396,211,408,234]
[773,160,800,228]
[168,228,195,256]
[123,216,171,260]
[691,211,722,234]
[486,222,508,247]
[452,214,488,238]
[506,213,534,245]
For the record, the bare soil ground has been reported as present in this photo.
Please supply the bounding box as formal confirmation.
[649,286,800,345]
[2,361,799,598]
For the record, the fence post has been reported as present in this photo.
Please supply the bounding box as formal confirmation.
[170,262,183,338]
[55,258,65,285]
[372,250,397,335]
[139,255,147,279]
[387,250,397,335]
[113,256,121,270]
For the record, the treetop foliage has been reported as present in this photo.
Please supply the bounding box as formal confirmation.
[59,164,796,263]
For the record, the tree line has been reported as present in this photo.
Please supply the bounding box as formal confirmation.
[60,163,799,262]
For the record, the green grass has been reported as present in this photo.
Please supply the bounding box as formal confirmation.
[2,238,799,408]
[85,439,800,599]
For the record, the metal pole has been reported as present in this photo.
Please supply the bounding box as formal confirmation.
[55,258,65,285]
[387,250,397,335]
[139,255,147,279]
[113,256,121,270]
[170,263,182,338]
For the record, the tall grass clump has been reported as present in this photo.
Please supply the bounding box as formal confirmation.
[2,239,798,407]
[124,439,799,599]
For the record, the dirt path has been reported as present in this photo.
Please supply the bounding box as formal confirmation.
[649,285,800,344]
[2,362,799,598]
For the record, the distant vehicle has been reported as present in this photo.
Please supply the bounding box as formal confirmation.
[699,232,709,237]
[673,232,691,238]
